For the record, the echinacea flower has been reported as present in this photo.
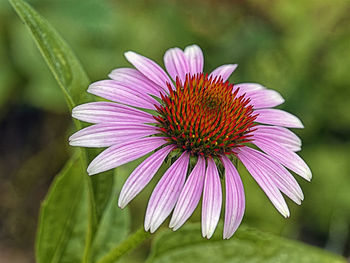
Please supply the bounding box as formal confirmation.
[70,44,311,239]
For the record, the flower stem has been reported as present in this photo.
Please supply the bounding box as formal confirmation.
[82,175,98,262]
[80,149,98,263]
[97,227,151,263]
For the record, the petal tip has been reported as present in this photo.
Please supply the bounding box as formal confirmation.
[205,232,214,239]
[295,199,302,205]
[144,221,150,232]
[294,119,304,129]
[223,233,231,240]
[150,223,161,233]
[68,140,78,147]
[185,44,200,49]
[71,106,78,115]
[87,83,97,93]
[117,198,127,209]
[169,217,178,229]
[303,169,312,181]
[172,225,180,231]
[283,210,290,218]
[107,72,114,79]
[306,174,312,181]
[124,50,134,56]
[124,51,138,61]
[68,134,74,142]
[87,170,95,176]
[87,164,98,176]
[202,227,215,239]
[229,64,238,72]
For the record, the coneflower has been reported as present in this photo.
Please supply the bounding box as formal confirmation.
[70,45,311,239]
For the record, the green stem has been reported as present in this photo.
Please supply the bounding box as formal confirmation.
[97,227,151,263]
[82,177,98,262]
[81,151,98,263]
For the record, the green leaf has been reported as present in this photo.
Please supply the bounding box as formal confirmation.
[91,171,131,263]
[35,153,130,263]
[89,159,115,223]
[8,0,115,220]
[147,223,347,263]
[35,152,89,263]
[9,1,130,262]
[9,0,90,111]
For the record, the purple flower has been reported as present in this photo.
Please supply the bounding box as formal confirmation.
[70,45,311,239]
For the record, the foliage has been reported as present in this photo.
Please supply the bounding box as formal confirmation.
[2,0,350,262]
[9,0,130,262]
[148,223,346,263]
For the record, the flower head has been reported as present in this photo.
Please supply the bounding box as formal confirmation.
[155,73,257,157]
[70,45,311,239]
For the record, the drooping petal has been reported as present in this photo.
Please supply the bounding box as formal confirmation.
[169,156,206,230]
[72,102,154,124]
[124,51,174,89]
[236,148,290,218]
[88,80,159,109]
[209,64,238,82]
[202,158,222,239]
[238,147,304,204]
[69,123,158,147]
[253,125,302,152]
[255,109,304,128]
[108,68,163,95]
[164,47,189,84]
[118,145,174,208]
[245,89,285,109]
[145,152,189,233]
[252,136,312,181]
[221,155,245,239]
[87,137,166,175]
[184,44,204,75]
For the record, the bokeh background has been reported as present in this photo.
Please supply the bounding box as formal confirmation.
[1,0,350,262]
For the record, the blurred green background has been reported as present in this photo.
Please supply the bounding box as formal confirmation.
[1,0,350,262]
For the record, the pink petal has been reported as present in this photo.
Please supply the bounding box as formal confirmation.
[124,51,174,89]
[202,158,222,239]
[221,155,245,239]
[255,109,304,128]
[108,68,163,95]
[88,80,159,109]
[87,137,166,175]
[233,82,266,96]
[253,125,302,152]
[164,47,189,84]
[239,147,304,204]
[245,89,285,109]
[169,156,206,230]
[72,102,154,124]
[253,136,312,181]
[184,44,204,75]
[69,123,158,148]
[236,147,290,218]
[145,152,189,233]
[118,145,174,208]
[209,64,238,82]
